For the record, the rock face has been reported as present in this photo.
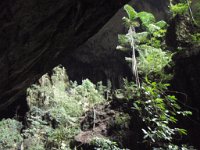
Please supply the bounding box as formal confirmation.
[1,0,200,148]
[0,0,129,116]
[63,0,169,87]
[173,47,200,149]
[0,0,169,117]
[166,15,200,149]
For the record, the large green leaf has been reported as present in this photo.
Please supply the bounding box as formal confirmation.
[138,11,155,27]
[135,32,149,43]
[147,23,160,33]
[155,20,168,29]
[124,4,138,21]
[118,34,130,46]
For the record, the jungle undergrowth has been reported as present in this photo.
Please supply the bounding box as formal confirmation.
[116,4,195,150]
[0,2,199,150]
[0,66,108,150]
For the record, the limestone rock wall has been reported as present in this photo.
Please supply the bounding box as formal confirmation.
[0,0,129,115]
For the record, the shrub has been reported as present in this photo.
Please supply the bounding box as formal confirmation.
[116,4,193,149]
[117,4,172,82]
[90,137,126,150]
[24,65,106,149]
[191,33,200,45]
[137,45,172,80]
[0,119,23,150]
[169,2,189,16]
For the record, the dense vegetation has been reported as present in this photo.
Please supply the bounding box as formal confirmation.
[0,66,109,149]
[0,1,199,150]
[116,4,194,149]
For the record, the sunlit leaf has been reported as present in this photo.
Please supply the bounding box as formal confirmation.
[124,4,138,21]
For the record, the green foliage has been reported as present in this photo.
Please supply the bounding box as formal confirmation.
[155,21,168,29]
[135,32,149,44]
[23,137,45,150]
[116,4,193,149]
[191,33,200,45]
[113,113,131,129]
[73,79,106,107]
[22,107,52,149]
[90,137,125,150]
[124,4,137,21]
[24,66,107,149]
[132,81,191,147]
[169,0,197,25]
[117,4,171,81]
[137,45,172,80]
[0,66,107,150]
[116,79,192,148]
[123,4,157,29]
[169,2,189,16]
[47,125,80,149]
[0,119,23,150]
[27,66,105,114]
[163,144,196,150]
[138,11,156,28]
